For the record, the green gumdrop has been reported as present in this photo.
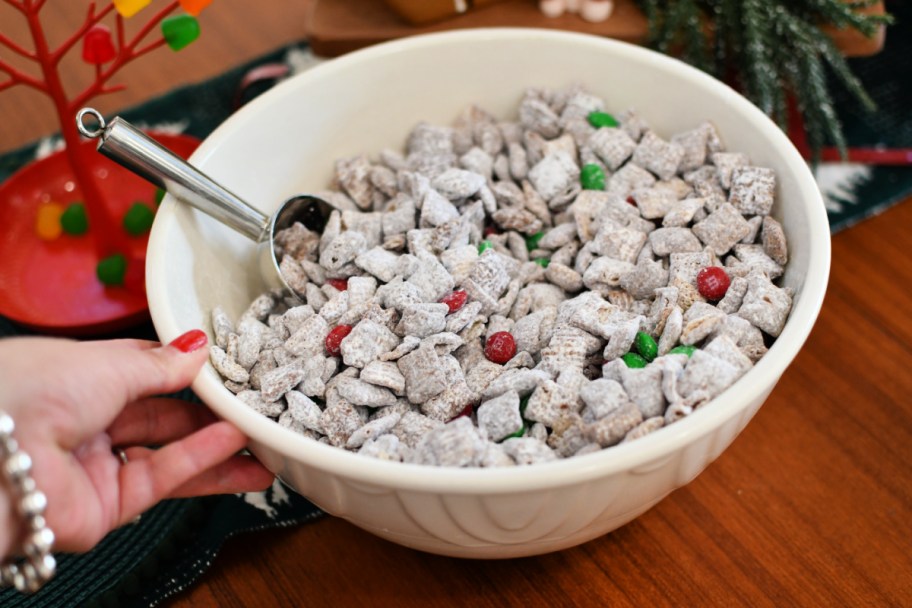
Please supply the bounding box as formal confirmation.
[534,258,550,268]
[154,188,166,206]
[525,231,544,251]
[478,240,493,254]
[580,163,606,190]
[668,345,697,357]
[634,331,658,362]
[621,352,648,369]
[588,111,619,128]
[161,14,200,51]
[97,254,127,286]
[123,202,155,236]
[60,202,89,235]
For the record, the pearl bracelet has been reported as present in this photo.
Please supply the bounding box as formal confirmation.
[0,410,56,594]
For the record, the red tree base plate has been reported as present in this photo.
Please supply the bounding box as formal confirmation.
[0,133,199,336]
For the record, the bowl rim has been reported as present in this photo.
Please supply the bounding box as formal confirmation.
[147,27,831,494]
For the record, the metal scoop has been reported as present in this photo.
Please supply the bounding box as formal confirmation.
[76,107,333,300]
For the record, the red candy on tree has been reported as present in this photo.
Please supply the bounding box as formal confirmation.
[82,25,116,64]
[485,331,517,364]
[439,290,468,313]
[327,278,348,291]
[696,266,731,301]
[325,324,353,356]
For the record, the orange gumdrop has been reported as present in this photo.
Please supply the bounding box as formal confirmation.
[35,203,64,241]
[179,0,213,16]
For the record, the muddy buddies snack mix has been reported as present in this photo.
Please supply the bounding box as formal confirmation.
[209,85,793,467]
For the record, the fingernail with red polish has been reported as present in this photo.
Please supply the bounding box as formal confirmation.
[169,329,208,353]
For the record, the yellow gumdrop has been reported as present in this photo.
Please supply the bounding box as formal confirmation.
[113,0,151,18]
[36,203,64,241]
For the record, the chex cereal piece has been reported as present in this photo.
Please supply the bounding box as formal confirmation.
[728,166,776,216]
[463,249,515,310]
[677,350,741,401]
[420,189,460,227]
[524,380,581,428]
[340,319,400,369]
[512,307,558,355]
[579,379,631,422]
[342,210,383,247]
[717,276,748,314]
[421,354,474,421]
[592,222,648,263]
[668,250,714,287]
[632,131,685,180]
[621,416,665,443]
[210,346,249,383]
[703,335,752,376]
[355,247,400,283]
[619,108,649,141]
[411,417,487,467]
[691,203,752,256]
[736,271,792,337]
[336,376,398,407]
[538,222,577,250]
[583,257,636,290]
[732,244,784,279]
[630,186,677,220]
[396,303,449,338]
[671,126,709,172]
[346,412,401,449]
[662,197,706,228]
[284,314,330,359]
[544,415,585,457]
[432,168,486,200]
[545,262,584,293]
[482,368,550,400]
[477,390,524,442]
[584,399,643,447]
[236,318,266,370]
[681,302,726,345]
[620,258,668,300]
[359,434,408,462]
[211,306,234,349]
[224,379,248,394]
[407,250,457,302]
[465,357,505,395]
[280,305,314,337]
[657,305,684,355]
[620,365,666,418]
[319,230,368,274]
[741,216,763,244]
[237,390,284,418]
[539,324,603,376]
[590,127,637,170]
[603,317,642,362]
[248,350,276,391]
[335,155,375,210]
[761,216,788,265]
[241,293,275,322]
[397,345,448,404]
[277,411,316,438]
[492,207,544,234]
[711,152,749,189]
[460,146,494,179]
[665,402,694,424]
[519,96,562,138]
[359,361,406,395]
[528,151,580,201]
[648,227,703,256]
[607,163,656,198]
[501,437,558,465]
[391,411,444,448]
[321,401,365,447]
[286,390,325,434]
[259,362,306,402]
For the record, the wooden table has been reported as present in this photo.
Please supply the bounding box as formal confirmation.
[1,2,910,606]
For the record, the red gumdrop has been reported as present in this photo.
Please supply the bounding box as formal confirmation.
[484,331,516,364]
[439,290,468,314]
[325,325,353,357]
[327,278,348,291]
[696,266,731,301]
[82,24,116,64]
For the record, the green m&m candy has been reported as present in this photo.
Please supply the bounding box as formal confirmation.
[587,111,619,128]
[668,345,697,357]
[478,240,493,254]
[580,163,606,190]
[534,258,550,268]
[97,254,127,286]
[633,331,658,362]
[123,202,155,236]
[60,202,89,235]
[525,231,544,251]
[621,352,648,369]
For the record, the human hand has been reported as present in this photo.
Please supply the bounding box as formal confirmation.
[0,331,274,557]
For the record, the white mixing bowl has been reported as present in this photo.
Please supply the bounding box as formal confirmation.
[147,28,830,558]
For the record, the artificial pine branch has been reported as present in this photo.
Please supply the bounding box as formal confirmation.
[636,0,893,159]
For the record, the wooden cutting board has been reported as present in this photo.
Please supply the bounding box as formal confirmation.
[305,0,885,58]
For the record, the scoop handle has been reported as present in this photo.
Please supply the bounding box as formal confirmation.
[76,107,269,243]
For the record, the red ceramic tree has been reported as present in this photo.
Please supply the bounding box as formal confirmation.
[0,0,212,334]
